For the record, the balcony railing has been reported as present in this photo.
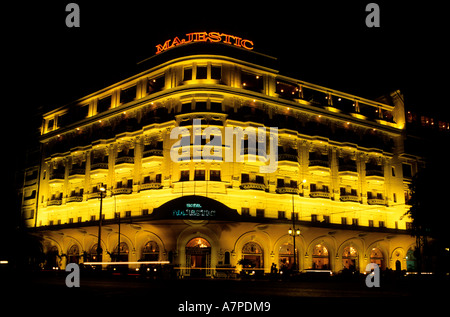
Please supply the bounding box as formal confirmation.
[48,199,62,206]
[113,187,133,195]
[367,198,385,205]
[240,182,266,191]
[143,149,163,158]
[278,154,298,163]
[310,191,331,199]
[366,169,384,177]
[276,187,299,194]
[69,168,86,176]
[91,162,109,170]
[49,173,65,180]
[115,156,134,165]
[340,195,359,203]
[309,160,329,167]
[140,183,163,191]
[67,195,83,203]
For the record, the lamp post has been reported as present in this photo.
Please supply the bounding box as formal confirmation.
[96,183,106,265]
[288,179,306,272]
[289,193,301,272]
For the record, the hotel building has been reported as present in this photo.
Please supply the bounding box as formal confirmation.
[21,37,419,276]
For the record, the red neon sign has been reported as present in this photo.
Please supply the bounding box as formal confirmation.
[155,32,254,54]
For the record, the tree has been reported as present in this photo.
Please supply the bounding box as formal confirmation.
[405,136,450,273]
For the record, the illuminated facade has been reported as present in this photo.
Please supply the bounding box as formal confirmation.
[21,40,418,276]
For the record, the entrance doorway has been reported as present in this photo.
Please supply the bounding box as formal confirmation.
[186,238,211,277]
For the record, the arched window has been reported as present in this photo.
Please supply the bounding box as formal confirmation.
[89,244,100,262]
[342,246,358,270]
[186,238,211,277]
[67,244,80,264]
[312,244,329,270]
[242,242,264,269]
[406,248,417,272]
[112,242,129,262]
[45,246,59,269]
[279,243,296,270]
[142,241,159,261]
[370,247,384,269]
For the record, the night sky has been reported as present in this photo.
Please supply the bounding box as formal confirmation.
[5,1,448,115]
[3,1,448,198]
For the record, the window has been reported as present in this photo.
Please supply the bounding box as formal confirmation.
[97,95,111,113]
[277,178,284,188]
[341,217,347,225]
[142,241,159,261]
[148,75,165,94]
[378,221,385,228]
[210,170,221,181]
[312,244,329,270]
[241,207,250,217]
[210,102,222,112]
[352,218,359,226]
[211,65,221,80]
[241,173,249,183]
[311,214,318,222]
[120,85,137,104]
[278,211,286,219]
[241,71,263,92]
[181,103,192,113]
[402,163,412,178]
[196,66,208,79]
[323,215,330,223]
[242,242,263,268]
[255,175,264,184]
[183,67,193,81]
[369,220,374,227]
[256,209,265,218]
[180,170,189,182]
[195,102,207,112]
[47,119,54,131]
[276,80,300,99]
[194,169,205,181]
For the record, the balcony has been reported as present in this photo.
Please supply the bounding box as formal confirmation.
[240,182,266,191]
[91,162,109,171]
[48,199,62,206]
[67,195,83,203]
[143,149,163,158]
[340,195,359,203]
[88,192,102,200]
[140,182,163,191]
[113,187,133,195]
[276,187,299,195]
[142,148,164,167]
[69,168,86,177]
[115,156,134,165]
[308,159,330,176]
[367,198,385,205]
[310,191,331,199]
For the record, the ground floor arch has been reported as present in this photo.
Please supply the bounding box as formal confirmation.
[35,215,414,274]
[185,237,211,277]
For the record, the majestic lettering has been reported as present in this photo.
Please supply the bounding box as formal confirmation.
[156,32,254,54]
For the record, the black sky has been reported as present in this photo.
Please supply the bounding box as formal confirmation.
[5,1,448,116]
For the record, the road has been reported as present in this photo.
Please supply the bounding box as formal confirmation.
[3,272,449,315]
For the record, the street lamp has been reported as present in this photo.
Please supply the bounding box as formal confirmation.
[96,183,106,264]
[289,179,306,272]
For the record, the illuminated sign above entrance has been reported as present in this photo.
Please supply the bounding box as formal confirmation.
[151,195,240,220]
[155,32,254,54]
[172,203,216,218]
